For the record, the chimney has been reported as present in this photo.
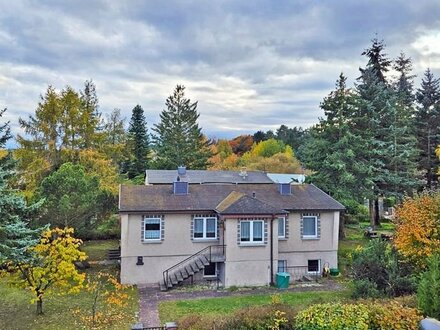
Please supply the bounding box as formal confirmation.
[252,191,256,198]
[279,183,291,195]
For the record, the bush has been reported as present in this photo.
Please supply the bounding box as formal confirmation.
[341,199,369,224]
[295,303,371,330]
[178,304,297,330]
[295,301,421,330]
[368,301,422,330]
[351,279,381,299]
[351,240,415,298]
[418,253,440,319]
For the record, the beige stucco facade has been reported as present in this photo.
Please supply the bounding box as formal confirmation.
[120,211,340,286]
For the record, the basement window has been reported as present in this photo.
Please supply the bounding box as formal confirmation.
[308,259,320,274]
[203,262,217,277]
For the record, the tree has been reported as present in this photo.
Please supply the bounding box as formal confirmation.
[153,85,212,169]
[0,108,44,265]
[8,227,86,314]
[394,191,440,269]
[355,38,419,226]
[38,163,103,231]
[417,253,440,319]
[126,105,150,178]
[229,135,254,155]
[73,272,131,329]
[276,125,305,153]
[416,69,440,189]
[79,80,101,149]
[300,73,371,204]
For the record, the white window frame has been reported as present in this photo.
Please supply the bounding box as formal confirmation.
[303,216,318,239]
[240,220,264,244]
[144,216,161,241]
[193,217,217,240]
[278,217,286,239]
[307,259,320,274]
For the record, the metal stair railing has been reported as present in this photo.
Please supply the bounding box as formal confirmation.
[162,245,225,289]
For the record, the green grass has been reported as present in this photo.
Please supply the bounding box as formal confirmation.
[82,239,119,261]
[0,241,137,330]
[159,290,350,323]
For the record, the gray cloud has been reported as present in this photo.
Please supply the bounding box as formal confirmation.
[1,0,440,148]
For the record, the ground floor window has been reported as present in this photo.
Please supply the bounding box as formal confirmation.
[278,260,287,272]
[203,262,217,277]
[308,259,320,273]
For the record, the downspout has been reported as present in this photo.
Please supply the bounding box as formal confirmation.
[270,214,275,286]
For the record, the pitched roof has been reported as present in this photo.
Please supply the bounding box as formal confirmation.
[145,169,273,184]
[119,183,345,213]
[216,192,287,215]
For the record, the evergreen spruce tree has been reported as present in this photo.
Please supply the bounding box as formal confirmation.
[300,73,371,203]
[79,80,101,149]
[355,38,419,226]
[415,69,440,189]
[0,109,44,264]
[153,85,212,169]
[126,105,150,179]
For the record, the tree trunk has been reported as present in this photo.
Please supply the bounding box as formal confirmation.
[339,213,346,239]
[374,198,381,227]
[369,199,375,228]
[36,297,43,315]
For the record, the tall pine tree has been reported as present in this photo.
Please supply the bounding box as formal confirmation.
[415,69,440,189]
[153,85,212,169]
[356,38,419,226]
[127,105,150,179]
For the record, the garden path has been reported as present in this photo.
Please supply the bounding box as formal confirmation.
[138,280,344,327]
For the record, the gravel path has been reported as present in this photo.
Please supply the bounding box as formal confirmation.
[138,280,345,327]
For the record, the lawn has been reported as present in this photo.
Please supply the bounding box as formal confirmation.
[0,240,138,330]
[159,290,351,323]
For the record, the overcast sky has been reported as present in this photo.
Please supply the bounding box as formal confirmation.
[1,0,440,147]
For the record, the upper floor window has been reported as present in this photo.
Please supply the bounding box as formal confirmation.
[194,217,217,239]
[303,216,318,238]
[240,220,264,243]
[144,217,161,240]
[278,217,286,239]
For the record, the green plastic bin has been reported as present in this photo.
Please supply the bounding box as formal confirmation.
[329,268,340,276]
[276,272,290,289]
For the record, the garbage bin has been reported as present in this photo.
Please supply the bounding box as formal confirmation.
[276,272,290,289]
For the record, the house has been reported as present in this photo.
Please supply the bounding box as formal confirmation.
[119,167,344,289]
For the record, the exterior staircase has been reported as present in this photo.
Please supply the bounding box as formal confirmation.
[160,245,225,291]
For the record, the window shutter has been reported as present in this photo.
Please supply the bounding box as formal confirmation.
[237,220,241,245]
[317,214,321,239]
[264,220,268,244]
[300,215,304,239]
[190,216,194,240]
[285,217,289,239]
[141,216,145,242]
[217,219,220,240]
[161,215,165,241]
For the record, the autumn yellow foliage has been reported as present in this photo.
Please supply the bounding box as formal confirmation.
[9,227,86,314]
[394,192,440,268]
[73,272,133,329]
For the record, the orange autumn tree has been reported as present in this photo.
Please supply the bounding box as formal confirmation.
[394,191,440,268]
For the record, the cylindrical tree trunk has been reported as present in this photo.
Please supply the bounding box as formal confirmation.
[36,297,43,315]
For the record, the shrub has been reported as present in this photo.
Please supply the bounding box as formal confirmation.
[368,301,422,330]
[341,199,369,224]
[418,253,440,319]
[351,279,381,299]
[295,303,370,330]
[351,240,415,298]
[295,301,421,330]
